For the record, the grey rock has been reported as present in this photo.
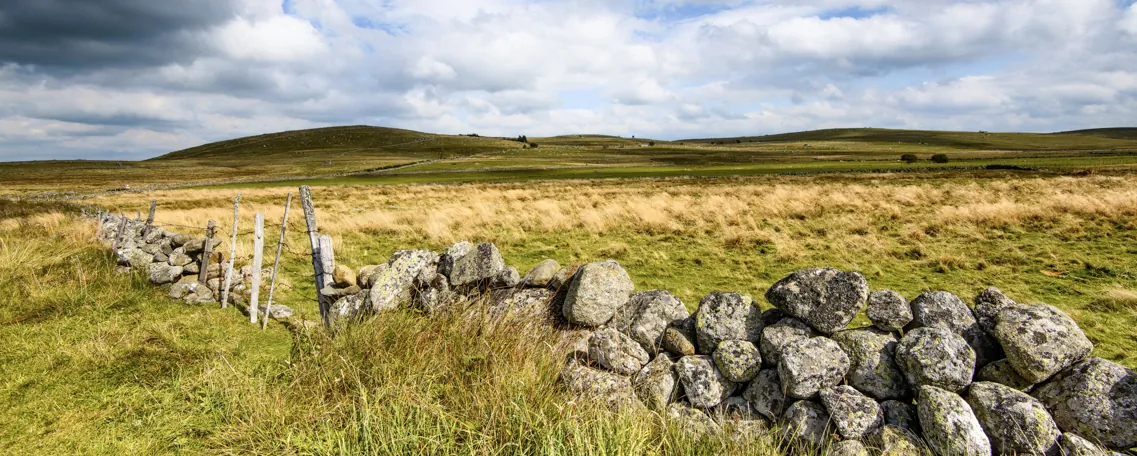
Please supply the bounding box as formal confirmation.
[896,327,976,393]
[140,242,160,255]
[328,292,368,331]
[974,287,1016,335]
[494,266,521,288]
[908,291,1003,368]
[967,381,1060,456]
[880,400,920,434]
[561,357,634,408]
[1032,357,1137,450]
[713,340,762,383]
[436,241,473,281]
[367,249,437,312]
[332,264,357,288]
[712,396,761,422]
[124,248,154,268]
[448,242,505,287]
[153,251,168,263]
[357,265,380,288]
[778,336,850,399]
[743,369,789,421]
[258,305,295,320]
[828,440,869,456]
[667,403,719,436]
[759,316,814,367]
[868,289,912,332]
[148,263,183,285]
[183,237,206,254]
[661,325,697,357]
[588,328,650,376]
[633,354,678,410]
[782,400,832,448]
[820,385,884,440]
[976,358,1035,392]
[694,292,763,354]
[995,304,1093,384]
[1058,434,1109,456]
[548,264,580,290]
[918,385,992,456]
[170,233,191,247]
[167,251,193,267]
[561,260,634,327]
[169,280,207,299]
[523,259,560,288]
[876,425,925,456]
[674,355,735,408]
[831,327,908,400]
[183,262,199,275]
[487,288,554,322]
[764,267,869,334]
[321,285,362,299]
[415,273,453,314]
[609,290,689,353]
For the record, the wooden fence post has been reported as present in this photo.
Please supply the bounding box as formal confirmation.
[250,213,264,324]
[220,194,241,309]
[112,213,127,251]
[318,234,335,293]
[263,193,293,330]
[144,200,156,233]
[299,186,330,326]
[199,220,217,284]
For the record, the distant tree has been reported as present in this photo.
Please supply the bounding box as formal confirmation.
[529,142,539,148]
[735,139,741,144]
[901,154,919,164]
[931,154,950,163]
[648,141,656,146]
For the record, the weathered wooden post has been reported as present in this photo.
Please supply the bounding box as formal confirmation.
[250,213,264,324]
[199,220,217,284]
[220,194,241,309]
[144,200,156,234]
[263,193,293,330]
[299,186,330,325]
[318,234,335,291]
[112,212,127,251]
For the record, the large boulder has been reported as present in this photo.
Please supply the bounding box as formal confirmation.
[895,327,976,393]
[328,291,368,331]
[778,336,850,399]
[367,249,438,312]
[148,263,183,285]
[561,260,634,327]
[967,381,1060,456]
[781,400,832,448]
[494,266,521,288]
[819,385,883,440]
[764,267,869,334]
[447,242,505,287]
[917,385,992,456]
[608,290,689,353]
[633,354,679,410]
[975,358,1034,392]
[742,368,789,421]
[712,340,762,383]
[1031,357,1137,450]
[759,316,814,367]
[487,288,554,322]
[674,355,735,408]
[974,287,1016,335]
[561,357,634,408]
[523,259,560,288]
[437,241,473,279]
[694,292,763,354]
[588,328,650,376]
[994,304,1093,384]
[1058,434,1110,456]
[830,327,909,400]
[867,289,912,332]
[907,291,1003,368]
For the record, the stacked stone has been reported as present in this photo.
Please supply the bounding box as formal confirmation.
[559,266,1137,455]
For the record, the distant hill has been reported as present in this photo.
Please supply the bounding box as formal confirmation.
[1056,128,1137,140]
[681,127,1137,151]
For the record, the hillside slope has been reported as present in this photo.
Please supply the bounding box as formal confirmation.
[682,127,1137,150]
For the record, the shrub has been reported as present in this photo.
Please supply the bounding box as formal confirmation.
[931,154,950,163]
[648,141,656,147]
[529,143,539,148]
[901,154,919,164]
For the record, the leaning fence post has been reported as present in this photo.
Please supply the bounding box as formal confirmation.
[263,193,293,330]
[199,220,217,284]
[299,186,330,326]
[112,212,127,251]
[144,200,156,235]
[250,213,264,324]
[220,194,241,309]
[318,234,335,292]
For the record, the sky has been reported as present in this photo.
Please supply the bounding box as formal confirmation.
[1,0,1136,160]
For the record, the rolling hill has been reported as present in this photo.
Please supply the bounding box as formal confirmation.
[681,127,1137,150]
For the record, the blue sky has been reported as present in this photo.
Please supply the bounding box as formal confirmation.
[1,0,1136,160]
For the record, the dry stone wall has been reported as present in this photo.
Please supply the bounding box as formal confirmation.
[93,213,1136,455]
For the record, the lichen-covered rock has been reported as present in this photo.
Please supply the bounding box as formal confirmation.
[167,251,193,267]
[713,396,761,421]
[661,325,697,357]
[868,289,912,332]
[831,327,908,400]
[258,304,295,320]
[995,304,1093,384]
[633,354,678,410]
[487,288,554,322]
[561,357,634,408]
[524,259,560,288]
[782,400,832,448]
[713,340,762,383]
[437,241,472,279]
[880,400,920,434]
[328,291,367,326]
[331,264,357,288]
[494,266,521,288]
[588,328,650,376]
[169,280,207,299]
[967,381,1060,456]
[675,355,735,408]
[415,273,453,314]
[561,260,634,327]
[876,425,925,456]
[918,385,992,456]
[694,292,763,354]
[896,327,976,393]
[974,287,1016,335]
[1058,434,1110,456]
[976,358,1035,392]
[357,265,379,288]
[742,369,789,421]
[367,249,437,312]
[907,291,1003,368]
[759,316,814,367]
[1031,357,1137,450]
[548,264,580,290]
[765,267,869,334]
[609,290,689,353]
[667,403,719,436]
[820,385,883,440]
[828,440,869,456]
[122,248,154,268]
[779,336,850,399]
[448,242,505,287]
[148,263,183,285]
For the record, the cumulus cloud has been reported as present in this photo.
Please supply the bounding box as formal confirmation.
[0,0,1135,160]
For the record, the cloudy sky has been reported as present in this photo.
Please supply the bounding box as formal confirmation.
[2,0,1136,160]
